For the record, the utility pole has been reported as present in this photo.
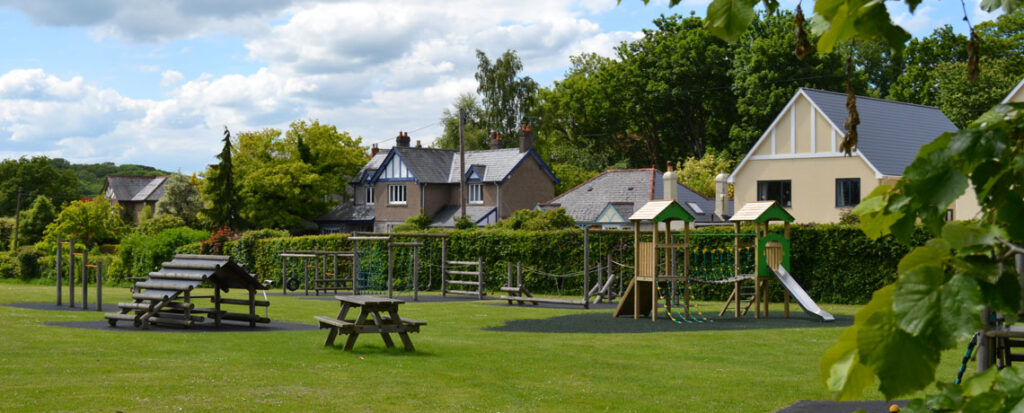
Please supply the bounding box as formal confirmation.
[459,108,467,218]
[12,186,22,250]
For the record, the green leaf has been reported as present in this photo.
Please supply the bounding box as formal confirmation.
[893,265,947,337]
[856,285,940,399]
[961,391,1005,412]
[925,382,963,410]
[980,272,1023,325]
[704,0,758,42]
[938,274,986,344]
[898,245,950,274]
[900,399,930,413]
[962,367,998,397]
[821,323,876,400]
[941,221,1003,250]
[993,367,1024,396]
[997,195,1024,242]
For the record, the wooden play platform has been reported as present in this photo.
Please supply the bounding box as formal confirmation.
[105,254,270,329]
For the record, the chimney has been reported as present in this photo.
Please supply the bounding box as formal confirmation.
[489,130,502,150]
[715,171,730,219]
[370,143,380,157]
[396,131,410,147]
[415,140,422,148]
[518,124,534,153]
[662,163,678,202]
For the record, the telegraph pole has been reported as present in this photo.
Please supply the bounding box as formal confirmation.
[459,108,466,218]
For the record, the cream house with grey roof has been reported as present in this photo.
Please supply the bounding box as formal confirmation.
[729,88,981,223]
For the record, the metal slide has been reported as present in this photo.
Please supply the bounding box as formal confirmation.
[772,266,835,322]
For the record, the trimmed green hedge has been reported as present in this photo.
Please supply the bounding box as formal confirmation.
[175,225,928,304]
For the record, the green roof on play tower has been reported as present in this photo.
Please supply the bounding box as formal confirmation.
[729,201,794,223]
[628,200,695,223]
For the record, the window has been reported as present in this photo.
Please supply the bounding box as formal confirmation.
[835,178,860,207]
[686,202,704,214]
[469,183,483,204]
[388,184,406,205]
[946,209,955,222]
[757,180,792,207]
[365,185,374,205]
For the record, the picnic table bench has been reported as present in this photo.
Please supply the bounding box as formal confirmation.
[315,295,425,351]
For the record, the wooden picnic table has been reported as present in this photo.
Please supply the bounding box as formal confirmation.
[315,295,425,351]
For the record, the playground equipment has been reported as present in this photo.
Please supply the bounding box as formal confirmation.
[728,201,833,322]
[348,233,437,300]
[499,228,624,307]
[54,237,104,311]
[105,254,269,329]
[440,236,485,299]
[613,199,695,321]
[279,250,356,296]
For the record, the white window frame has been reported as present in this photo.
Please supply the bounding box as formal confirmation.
[388,184,406,205]
[365,185,374,205]
[469,183,483,204]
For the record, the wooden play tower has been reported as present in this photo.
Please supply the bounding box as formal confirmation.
[728,201,796,319]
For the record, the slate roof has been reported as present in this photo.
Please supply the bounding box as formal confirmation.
[350,153,388,184]
[801,88,958,176]
[429,205,497,227]
[103,175,167,202]
[315,203,375,223]
[540,169,726,224]
[371,147,558,184]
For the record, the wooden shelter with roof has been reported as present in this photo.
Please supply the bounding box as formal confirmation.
[105,254,270,329]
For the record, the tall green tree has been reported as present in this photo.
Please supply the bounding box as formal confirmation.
[17,195,56,246]
[433,93,491,151]
[44,198,127,246]
[283,119,368,197]
[0,156,79,216]
[155,173,202,228]
[475,49,539,140]
[201,127,241,229]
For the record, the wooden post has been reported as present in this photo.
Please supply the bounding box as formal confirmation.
[651,222,658,322]
[303,257,310,296]
[96,260,103,311]
[441,239,447,297]
[477,257,484,300]
[281,255,287,295]
[754,223,761,319]
[387,244,394,298]
[214,287,222,326]
[68,239,75,308]
[633,223,640,320]
[783,221,791,318]
[684,221,691,319]
[82,248,88,310]
[249,289,256,327]
[734,222,741,318]
[353,244,360,295]
[333,254,339,292]
[56,237,62,306]
[412,245,419,301]
[583,227,590,309]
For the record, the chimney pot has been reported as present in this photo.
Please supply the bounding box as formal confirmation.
[518,124,534,153]
[489,130,503,150]
[415,140,422,148]
[370,143,379,157]
[396,131,410,147]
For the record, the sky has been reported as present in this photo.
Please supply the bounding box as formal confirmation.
[0,0,1003,174]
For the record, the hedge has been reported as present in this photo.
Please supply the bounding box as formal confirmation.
[176,225,927,304]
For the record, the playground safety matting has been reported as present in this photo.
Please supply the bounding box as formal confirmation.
[45,320,317,333]
[487,310,852,334]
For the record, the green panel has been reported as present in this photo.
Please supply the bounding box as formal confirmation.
[652,202,695,223]
[753,203,795,223]
[757,233,790,278]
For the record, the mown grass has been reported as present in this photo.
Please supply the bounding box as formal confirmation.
[0,282,962,412]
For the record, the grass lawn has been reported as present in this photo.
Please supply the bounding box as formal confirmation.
[0,282,963,412]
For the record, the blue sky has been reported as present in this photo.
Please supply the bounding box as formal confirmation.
[0,0,1002,174]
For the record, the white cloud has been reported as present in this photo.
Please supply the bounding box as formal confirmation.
[160,70,184,87]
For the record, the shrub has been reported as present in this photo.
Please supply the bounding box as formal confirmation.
[13,246,42,280]
[0,251,15,278]
[111,227,208,281]
[0,217,13,250]
[454,216,476,230]
[200,226,242,255]
[495,208,576,230]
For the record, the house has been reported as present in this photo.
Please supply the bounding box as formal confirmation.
[316,127,559,233]
[101,175,167,222]
[1003,77,1024,103]
[728,87,980,223]
[538,168,730,228]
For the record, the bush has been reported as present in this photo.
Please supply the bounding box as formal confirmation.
[12,246,42,280]
[495,208,576,230]
[454,216,476,230]
[0,251,15,278]
[110,227,208,282]
[134,215,187,236]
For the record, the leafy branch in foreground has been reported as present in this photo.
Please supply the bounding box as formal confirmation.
[822,103,1024,410]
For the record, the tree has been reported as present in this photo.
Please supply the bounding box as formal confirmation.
[475,49,539,140]
[433,93,491,150]
[200,127,241,229]
[678,152,732,199]
[549,163,599,195]
[16,195,56,246]
[0,156,79,216]
[931,58,1021,128]
[43,198,127,246]
[156,173,202,227]
[283,119,368,197]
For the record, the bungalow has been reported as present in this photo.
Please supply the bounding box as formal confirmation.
[728,87,980,223]
[316,127,559,233]
[101,175,167,223]
[538,168,729,228]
